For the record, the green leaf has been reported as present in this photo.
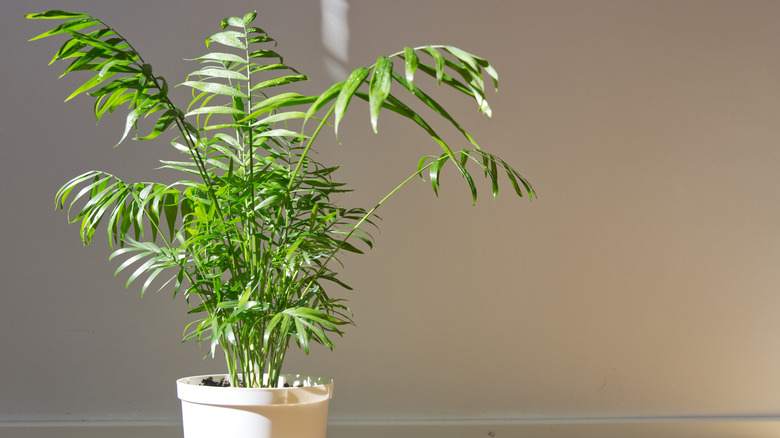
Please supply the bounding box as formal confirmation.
[242,11,258,26]
[248,35,274,44]
[206,30,246,50]
[51,38,86,64]
[250,74,308,91]
[28,17,98,41]
[163,193,178,242]
[253,111,307,126]
[264,313,288,348]
[444,59,492,117]
[403,46,418,89]
[180,81,249,98]
[140,268,166,296]
[443,45,499,91]
[55,171,96,210]
[248,49,282,60]
[256,128,307,139]
[334,67,369,139]
[106,188,129,245]
[60,46,106,77]
[457,162,478,205]
[190,67,249,81]
[241,93,317,120]
[294,317,310,354]
[222,16,245,29]
[146,189,163,243]
[89,75,142,98]
[284,307,343,328]
[118,106,143,146]
[135,109,178,141]
[429,155,446,196]
[65,175,105,218]
[425,46,445,85]
[415,61,492,117]
[486,153,499,197]
[65,71,116,102]
[109,246,144,262]
[249,64,292,74]
[185,106,246,117]
[62,29,127,57]
[114,250,152,276]
[94,89,130,122]
[414,61,470,97]
[212,134,239,151]
[391,72,479,150]
[368,56,393,133]
[97,59,128,78]
[305,81,343,123]
[25,10,90,20]
[501,160,535,199]
[126,255,161,289]
[187,52,246,64]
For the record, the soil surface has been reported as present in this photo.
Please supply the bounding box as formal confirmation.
[198,377,304,387]
[199,377,233,387]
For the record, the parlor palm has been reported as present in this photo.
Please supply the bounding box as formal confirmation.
[27,9,535,388]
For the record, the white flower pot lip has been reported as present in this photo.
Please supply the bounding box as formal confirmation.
[177,373,334,406]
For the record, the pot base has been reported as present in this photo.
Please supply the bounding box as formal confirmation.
[177,374,333,438]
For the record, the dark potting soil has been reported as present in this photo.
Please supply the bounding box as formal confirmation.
[199,377,304,387]
[200,376,233,387]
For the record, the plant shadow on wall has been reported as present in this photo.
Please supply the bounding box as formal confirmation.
[27,10,535,389]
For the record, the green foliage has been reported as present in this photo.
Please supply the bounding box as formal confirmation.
[28,9,535,388]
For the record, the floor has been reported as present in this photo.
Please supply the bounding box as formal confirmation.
[4,421,780,438]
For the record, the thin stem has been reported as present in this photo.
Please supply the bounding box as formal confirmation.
[243,23,258,279]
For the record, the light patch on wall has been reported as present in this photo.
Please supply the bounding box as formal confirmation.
[320,0,349,80]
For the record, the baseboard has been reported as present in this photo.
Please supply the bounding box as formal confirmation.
[2,418,780,438]
[330,418,780,438]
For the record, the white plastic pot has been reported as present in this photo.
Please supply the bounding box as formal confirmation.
[177,374,334,438]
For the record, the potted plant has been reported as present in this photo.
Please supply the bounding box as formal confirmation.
[27,8,535,438]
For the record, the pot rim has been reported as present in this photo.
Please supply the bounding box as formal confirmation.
[177,373,334,406]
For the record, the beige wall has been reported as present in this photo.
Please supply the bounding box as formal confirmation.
[2,0,780,424]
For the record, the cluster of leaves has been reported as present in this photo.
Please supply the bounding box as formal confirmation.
[28,9,534,388]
